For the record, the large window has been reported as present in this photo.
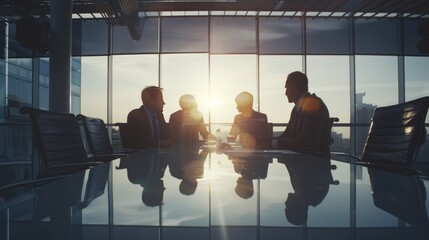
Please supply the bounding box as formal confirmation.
[259,55,302,123]
[210,17,256,54]
[307,56,350,123]
[161,54,209,122]
[112,55,159,123]
[80,56,108,120]
[209,55,258,124]
[355,55,399,121]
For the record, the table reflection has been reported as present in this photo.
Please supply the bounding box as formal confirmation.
[278,154,335,226]
[116,150,168,207]
[368,167,429,227]
[2,147,429,240]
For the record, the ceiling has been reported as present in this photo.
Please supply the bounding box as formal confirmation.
[1,0,428,41]
[1,0,429,20]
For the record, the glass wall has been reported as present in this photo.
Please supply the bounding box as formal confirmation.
[2,15,429,161]
[112,54,159,123]
[161,54,209,124]
[81,16,428,155]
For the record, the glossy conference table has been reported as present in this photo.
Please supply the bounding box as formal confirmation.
[1,145,429,240]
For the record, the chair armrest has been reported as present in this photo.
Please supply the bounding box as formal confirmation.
[330,152,361,162]
[38,162,102,178]
[0,175,71,198]
[90,154,126,162]
[353,161,422,176]
[113,148,140,155]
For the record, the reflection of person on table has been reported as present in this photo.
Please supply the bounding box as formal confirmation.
[169,94,216,145]
[279,154,334,225]
[168,147,209,195]
[117,150,168,206]
[273,72,331,154]
[228,91,268,149]
[230,156,271,199]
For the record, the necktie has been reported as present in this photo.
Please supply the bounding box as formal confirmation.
[152,115,160,147]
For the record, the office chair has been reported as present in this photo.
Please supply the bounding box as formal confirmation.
[329,117,339,145]
[116,122,137,149]
[335,97,429,175]
[20,107,102,178]
[76,114,136,159]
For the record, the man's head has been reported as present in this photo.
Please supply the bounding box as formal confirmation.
[235,91,254,113]
[179,94,197,110]
[285,71,309,103]
[141,86,165,112]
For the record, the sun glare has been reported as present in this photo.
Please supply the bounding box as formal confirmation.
[209,97,221,110]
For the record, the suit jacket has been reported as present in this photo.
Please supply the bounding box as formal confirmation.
[126,106,169,149]
[169,109,210,144]
[277,93,331,153]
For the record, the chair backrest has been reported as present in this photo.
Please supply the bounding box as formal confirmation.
[117,123,134,148]
[77,114,113,155]
[20,107,88,169]
[329,117,339,146]
[362,97,429,166]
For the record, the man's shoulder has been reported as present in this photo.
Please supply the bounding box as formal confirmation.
[170,110,182,117]
[252,110,268,120]
[302,93,329,115]
[169,110,182,121]
[128,107,147,121]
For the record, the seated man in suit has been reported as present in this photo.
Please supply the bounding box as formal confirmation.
[228,91,268,149]
[127,86,171,148]
[169,94,215,145]
[273,71,331,154]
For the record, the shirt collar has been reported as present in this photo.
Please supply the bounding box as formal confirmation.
[143,105,156,118]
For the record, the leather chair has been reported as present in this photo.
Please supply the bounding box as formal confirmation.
[20,107,101,178]
[335,97,429,175]
[76,114,136,159]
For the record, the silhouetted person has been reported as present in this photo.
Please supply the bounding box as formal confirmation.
[228,91,268,148]
[168,147,209,196]
[116,150,168,207]
[273,71,331,153]
[279,154,334,225]
[230,155,271,199]
[127,86,171,149]
[169,94,215,145]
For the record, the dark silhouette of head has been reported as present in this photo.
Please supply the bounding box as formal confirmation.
[284,193,308,225]
[142,180,165,207]
[179,179,198,195]
[235,177,254,199]
[141,86,165,112]
[285,71,309,103]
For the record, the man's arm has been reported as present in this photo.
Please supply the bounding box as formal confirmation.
[277,111,324,150]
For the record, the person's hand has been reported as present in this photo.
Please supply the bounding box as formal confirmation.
[206,133,216,141]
